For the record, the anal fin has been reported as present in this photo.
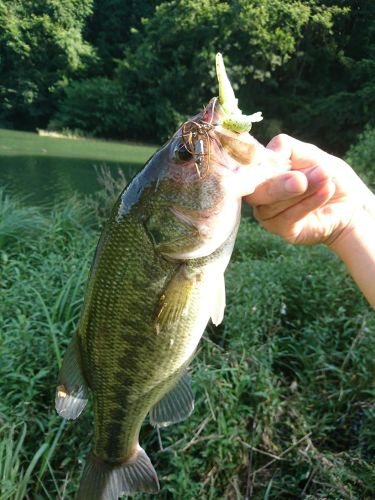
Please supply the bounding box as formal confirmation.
[77,446,159,499]
[55,333,88,420]
[150,372,194,427]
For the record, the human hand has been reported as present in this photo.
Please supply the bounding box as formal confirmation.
[245,134,375,247]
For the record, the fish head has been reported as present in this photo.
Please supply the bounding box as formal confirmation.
[122,54,282,260]
[162,52,274,193]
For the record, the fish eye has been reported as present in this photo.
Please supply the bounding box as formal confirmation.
[173,143,192,163]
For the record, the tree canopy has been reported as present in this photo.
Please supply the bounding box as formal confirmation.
[1,0,374,153]
[0,0,96,128]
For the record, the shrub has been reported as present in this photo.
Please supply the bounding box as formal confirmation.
[51,78,130,139]
[0,188,46,249]
[345,127,375,190]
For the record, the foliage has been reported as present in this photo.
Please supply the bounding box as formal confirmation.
[0,0,96,129]
[278,0,375,153]
[87,164,128,224]
[345,127,375,190]
[1,1,375,152]
[1,190,375,497]
[51,77,128,138]
[0,424,49,500]
[0,188,46,249]
[58,0,317,142]
[86,0,162,75]
[0,196,95,497]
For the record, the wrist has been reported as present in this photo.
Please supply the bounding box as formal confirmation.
[327,193,375,308]
[328,190,375,254]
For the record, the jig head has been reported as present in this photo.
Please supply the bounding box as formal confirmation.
[181,120,214,179]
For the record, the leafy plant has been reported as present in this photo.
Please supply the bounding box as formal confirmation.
[1,190,375,498]
[345,127,375,190]
[0,188,46,248]
[0,424,48,500]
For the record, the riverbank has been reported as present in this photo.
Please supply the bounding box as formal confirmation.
[0,128,156,162]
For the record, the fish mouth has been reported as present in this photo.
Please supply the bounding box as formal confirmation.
[174,52,263,173]
[214,124,260,165]
[177,100,261,173]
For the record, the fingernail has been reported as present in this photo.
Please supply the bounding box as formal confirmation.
[284,176,302,193]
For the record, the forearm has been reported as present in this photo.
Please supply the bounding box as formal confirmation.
[330,194,375,309]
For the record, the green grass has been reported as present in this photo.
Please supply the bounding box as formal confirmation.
[1,191,375,498]
[0,128,156,163]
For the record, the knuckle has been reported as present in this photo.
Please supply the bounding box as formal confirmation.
[252,206,262,221]
[266,134,293,157]
[268,133,290,147]
[254,205,275,222]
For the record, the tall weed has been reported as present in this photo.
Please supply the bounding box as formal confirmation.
[0,424,48,499]
[1,191,375,498]
[0,188,46,249]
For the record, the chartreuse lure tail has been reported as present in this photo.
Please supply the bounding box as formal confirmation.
[216,52,263,133]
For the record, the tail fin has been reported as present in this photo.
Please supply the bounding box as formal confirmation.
[77,446,159,499]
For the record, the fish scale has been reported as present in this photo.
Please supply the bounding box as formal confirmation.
[80,208,203,461]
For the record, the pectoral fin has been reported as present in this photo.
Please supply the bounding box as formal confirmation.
[155,265,196,332]
[55,334,89,420]
[210,273,226,326]
[149,372,194,427]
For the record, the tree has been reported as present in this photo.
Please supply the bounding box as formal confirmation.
[3,0,373,153]
[0,0,96,129]
[86,0,162,75]
[258,0,375,153]
[105,0,319,141]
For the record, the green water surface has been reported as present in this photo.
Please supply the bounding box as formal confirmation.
[0,129,156,205]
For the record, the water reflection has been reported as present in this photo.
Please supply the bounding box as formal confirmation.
[0,155,142,205]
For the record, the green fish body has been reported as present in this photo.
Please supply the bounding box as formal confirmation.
[55,54,269,499]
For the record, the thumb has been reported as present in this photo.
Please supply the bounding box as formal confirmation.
[236,146,291,197]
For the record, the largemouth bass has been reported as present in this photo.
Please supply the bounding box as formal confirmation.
[55,53,279,499]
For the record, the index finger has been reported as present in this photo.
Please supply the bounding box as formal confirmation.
[267,134,330,170]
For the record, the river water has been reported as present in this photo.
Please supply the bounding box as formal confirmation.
[0,154,141,205]
[0,130,154,205]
